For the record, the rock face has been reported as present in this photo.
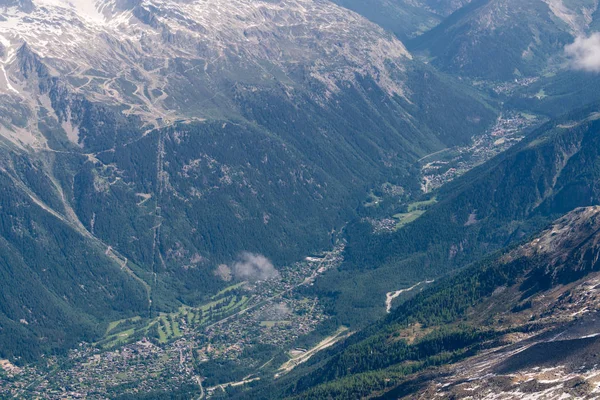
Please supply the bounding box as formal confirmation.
[404,207,600,399]
[0,0,413,143]
[0,0,493,150]
[515,207,600,279]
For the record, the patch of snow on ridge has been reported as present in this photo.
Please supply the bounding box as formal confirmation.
[0,35,18,94]
[34,0,106,22]
[0,0,415,137]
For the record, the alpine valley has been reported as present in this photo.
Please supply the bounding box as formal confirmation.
[0,0,599,399]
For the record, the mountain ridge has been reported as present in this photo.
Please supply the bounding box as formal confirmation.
[409,0,600,80]
[0,0,498,361]
[239,206,600,399]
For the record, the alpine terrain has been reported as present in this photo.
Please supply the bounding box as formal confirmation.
[0,0,599,399]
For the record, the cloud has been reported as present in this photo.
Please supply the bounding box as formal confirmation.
[271,302,291,317]
[232,252,279,282]
[565,33,600,72]
[259,302,291,322]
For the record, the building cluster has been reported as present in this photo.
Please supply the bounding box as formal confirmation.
[0,245,345,399]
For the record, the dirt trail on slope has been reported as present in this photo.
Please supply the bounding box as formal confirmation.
[386,280,434,313]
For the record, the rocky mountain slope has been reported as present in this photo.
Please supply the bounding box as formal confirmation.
[241,206,600,399]
[409,0,600,80]
[0,0,497,360]
[0,0,493,145]
[1,0,415,132]
[305,100,600,327]
[387,206,600,399]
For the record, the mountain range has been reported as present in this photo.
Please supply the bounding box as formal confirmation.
[248,204,600,399]
[0,0,600,399]
[218,97,600,397]
[409,0,600,80]
[0,0,496,360]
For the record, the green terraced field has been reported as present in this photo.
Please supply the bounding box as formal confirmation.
[101,290,254,347]
[394,198,438,229]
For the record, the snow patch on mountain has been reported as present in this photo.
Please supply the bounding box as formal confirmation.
[0,0,413,147]
[34,0,106,21]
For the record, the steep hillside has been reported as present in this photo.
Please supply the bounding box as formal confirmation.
[0,146,149,361]
[311,101,600,326]
[409,0,599,80]
[0,0,497,359]
[508,68,600,117]
[331,0,472,41]
[244,206,600,399]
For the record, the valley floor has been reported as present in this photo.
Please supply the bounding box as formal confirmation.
[0,245,345,399]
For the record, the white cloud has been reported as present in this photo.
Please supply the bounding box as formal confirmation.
[565,33,600,72]
[232,252,279,282]
[264,303,291,320]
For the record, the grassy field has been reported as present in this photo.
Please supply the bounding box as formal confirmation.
[213,282,246,297]
[394,198,438,230]
[100,283,253,347]
[105,316,142,336]
[364,191,382,208]
[394,210,426,229]
[101,328,138,348]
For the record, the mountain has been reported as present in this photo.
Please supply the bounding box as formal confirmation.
[3,0,599,396]
[507,68,600,117]
[307,99,600,328]
[409,0,600,80]
[330,0,472,41]
[242,205,600,399]
[238,99,600,399]
[0,0,491,136]
[0,0,497,360]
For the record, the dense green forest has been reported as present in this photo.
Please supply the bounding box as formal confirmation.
[0,149,148,361]
[308,102,600,327]
[0,56,496,360]
[238,205,600,399]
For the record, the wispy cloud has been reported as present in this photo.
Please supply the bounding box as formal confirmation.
[260,303,291,321]
[565,33,600,72]
[232,252,279,282]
